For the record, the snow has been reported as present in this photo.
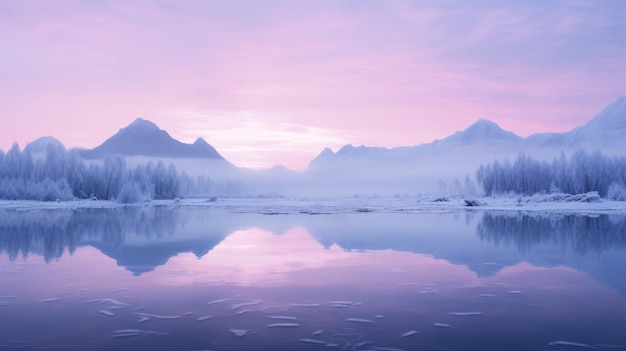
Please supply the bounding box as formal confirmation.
[1,195,626,214]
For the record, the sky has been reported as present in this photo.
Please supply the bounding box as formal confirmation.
[1,0,625,170]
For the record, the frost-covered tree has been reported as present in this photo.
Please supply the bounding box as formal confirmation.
[476,149,626,198]
[116,182,145,203]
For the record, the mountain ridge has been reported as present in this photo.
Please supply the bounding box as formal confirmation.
[309,96,626,169]
[79,118,226,160]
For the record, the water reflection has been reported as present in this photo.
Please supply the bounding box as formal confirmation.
[1,207,626,350]
[2,208,626,282]
[0,207,229,275]
[478,212,626,253]
[478,212,626,296]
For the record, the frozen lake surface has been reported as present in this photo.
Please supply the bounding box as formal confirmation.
[1,200,626,350]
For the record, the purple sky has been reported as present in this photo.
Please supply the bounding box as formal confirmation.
[1,0,625,170]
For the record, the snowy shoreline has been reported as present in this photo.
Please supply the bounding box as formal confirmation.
[1,196,625,215]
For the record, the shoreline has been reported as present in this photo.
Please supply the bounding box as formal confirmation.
[1,196,626,215]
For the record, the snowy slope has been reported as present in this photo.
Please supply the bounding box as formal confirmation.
[526,96,626,150]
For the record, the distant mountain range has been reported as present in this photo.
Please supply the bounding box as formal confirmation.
[309,96,626,170]
[20,96,626,183]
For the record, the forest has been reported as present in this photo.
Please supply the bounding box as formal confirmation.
[476,149,626,200]
[0,142,242,202]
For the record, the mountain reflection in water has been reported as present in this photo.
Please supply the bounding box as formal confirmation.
[1,206,626,351]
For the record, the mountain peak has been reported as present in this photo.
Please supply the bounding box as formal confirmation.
[442,119,523,145]
[193,137,209,146]
[122,118,161,134]
[466,119,505,134]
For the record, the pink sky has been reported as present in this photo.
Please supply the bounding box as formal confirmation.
[1,0,625,170]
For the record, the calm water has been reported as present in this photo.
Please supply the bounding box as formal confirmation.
[1,206,626,350]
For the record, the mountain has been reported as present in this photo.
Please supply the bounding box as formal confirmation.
[24,136,66,155]
[79,118,225,160]
[526,96,626,150]
[308,118,523,171]
[303,97,626,195]
[436,118,523,146]
[309,97,626,171]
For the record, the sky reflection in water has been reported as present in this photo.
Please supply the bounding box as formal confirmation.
[1,206,626,351]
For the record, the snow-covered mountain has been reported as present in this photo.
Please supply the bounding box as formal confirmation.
[526,96,626,150]
[309,97,626,170]
[304,97,626,194]
[79,118,226,160]
[309,119,524,169]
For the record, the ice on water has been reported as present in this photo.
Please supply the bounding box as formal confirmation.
[267,323,300,328]
[266,315,297,320]
[231,300,262,309]
[135,312,182,320]
[547,341,596,349]
[99,310,115,317]
[206,298,230,305]
[39,298,60,303]
[229,329,248,337]
[289,303,321,308]
[299,338,326,345]
[401,330,419,338]
[346,318,375,324]
[448,312,482,316]
[111,329,168,338]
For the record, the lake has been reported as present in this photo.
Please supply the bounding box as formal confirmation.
[1,204,626,350]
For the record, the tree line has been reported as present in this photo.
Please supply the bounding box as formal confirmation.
[0,142,243,202]
[476,149,626,199]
